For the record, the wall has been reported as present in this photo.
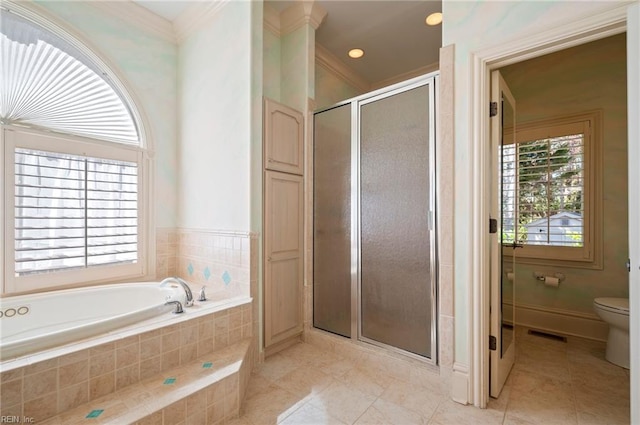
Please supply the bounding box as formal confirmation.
[34,1,179,229]
[442,0,630,369]
[500,34,628,319]
[263,28,282,102]
[178,1,253,231]
[314,65,363,110]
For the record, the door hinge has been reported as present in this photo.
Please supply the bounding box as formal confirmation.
[489,218,497,234]
[490,102,498,117]
[489,335,497,351]
[626,258,631,272]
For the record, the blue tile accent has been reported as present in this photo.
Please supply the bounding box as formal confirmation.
[222,271,231,286]
[86,410,104,418]
[202,362,213,368]
[164,377,176,385]
[203,266,211,281]
[187,263,194,275]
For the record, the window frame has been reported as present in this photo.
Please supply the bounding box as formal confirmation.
[2,125,149,293]
[502,111,603,269]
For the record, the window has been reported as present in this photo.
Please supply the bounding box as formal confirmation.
[1,7,147,293]
[501,112,601,266]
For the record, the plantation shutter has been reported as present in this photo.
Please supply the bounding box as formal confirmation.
[501,121,587,248]
[14,148,138,276]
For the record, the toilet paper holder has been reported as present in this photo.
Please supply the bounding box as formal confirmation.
[533,271,565,282]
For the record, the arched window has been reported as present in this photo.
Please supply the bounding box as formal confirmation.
[1,7,148,293]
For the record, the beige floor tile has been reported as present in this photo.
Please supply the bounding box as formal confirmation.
[274,367,335,399]
[227,417,256,425]
[354,398,427,425]
[514,341,571,382]
[505,370,577,425]
[429,399,504,425]
[503,412,543,425]
[378,379,443,419]
[279,343,343,369]
[577,410,630,425]
[574,383,630,424]
[279,402,347,425]
[256,354,300,383]
[322,358,357,379]
[487,382,511,413]
[336,366,394,397]
[245,373,273,401]
[308,381,377,425]
[242,384,307,425]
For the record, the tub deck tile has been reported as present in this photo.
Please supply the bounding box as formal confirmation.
[39,338,251,425]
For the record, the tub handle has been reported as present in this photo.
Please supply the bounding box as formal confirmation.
[165,300,184,314]
[198,286,207,302]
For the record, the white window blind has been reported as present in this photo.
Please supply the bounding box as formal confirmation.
[0,10,139,144]
[502,133,585,248]
[14,148,138,276]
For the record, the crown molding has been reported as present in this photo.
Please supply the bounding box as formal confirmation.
[315,43,370,93]
[87,1,176,44]
[371,61,440,90]
[264,3,281,36]
[173,0,230,44]
[280,1,327,36]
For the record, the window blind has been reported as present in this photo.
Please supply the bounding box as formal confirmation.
[0,11,139,144]
[501,133,584,247]
[14,148,138,276]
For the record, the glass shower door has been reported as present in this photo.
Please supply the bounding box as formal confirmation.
[313,104,352,337]
[359,84,435,358]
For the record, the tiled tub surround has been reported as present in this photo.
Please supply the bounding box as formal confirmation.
[156,228,260,368]
[156,229,257,303]
[0,299,253,423]
[0,283,183,361]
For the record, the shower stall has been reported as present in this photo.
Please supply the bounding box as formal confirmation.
[313,74,438,362]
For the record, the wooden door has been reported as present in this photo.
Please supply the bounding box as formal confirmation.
[264,98,304,175]
[264,170,304,347]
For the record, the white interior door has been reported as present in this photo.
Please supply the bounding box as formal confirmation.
[490,70,517,398]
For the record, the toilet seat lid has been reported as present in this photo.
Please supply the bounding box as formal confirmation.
[594,297,629,314]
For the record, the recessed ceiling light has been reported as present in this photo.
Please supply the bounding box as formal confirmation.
[425,12,442,26]
[348,48,364,59]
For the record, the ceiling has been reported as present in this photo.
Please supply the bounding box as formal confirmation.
[133,0,442,86]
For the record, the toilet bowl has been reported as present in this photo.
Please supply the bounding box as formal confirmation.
[593,297,629,369]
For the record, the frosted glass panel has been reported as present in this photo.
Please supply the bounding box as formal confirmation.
[360,86,432,357]
[313,104,352,337]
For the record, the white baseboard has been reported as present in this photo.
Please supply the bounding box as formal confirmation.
[503,302,608,341]
[451,362,469,405]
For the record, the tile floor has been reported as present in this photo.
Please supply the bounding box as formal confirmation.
[230,327,630,425]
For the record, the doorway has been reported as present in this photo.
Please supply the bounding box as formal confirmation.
[488,34,629,411]
[466,5,638,413]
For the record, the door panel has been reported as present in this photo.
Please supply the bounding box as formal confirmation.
[313,104,352,337]
[359,85,433,358]
[264,171,304,347]
[264,98,304,175]
[490,70,517,398]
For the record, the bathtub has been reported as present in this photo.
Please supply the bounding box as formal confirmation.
[0,282,185,361]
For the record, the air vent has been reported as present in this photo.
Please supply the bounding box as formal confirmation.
[527,329,567,342]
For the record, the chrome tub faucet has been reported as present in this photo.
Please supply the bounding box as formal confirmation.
[160,277,194,307]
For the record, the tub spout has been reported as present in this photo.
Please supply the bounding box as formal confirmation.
[165,300,184,314]
[160,277,194,307]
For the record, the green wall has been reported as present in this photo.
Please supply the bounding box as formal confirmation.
[500,34,628,315]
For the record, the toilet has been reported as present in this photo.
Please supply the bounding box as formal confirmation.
[593,297,629,369]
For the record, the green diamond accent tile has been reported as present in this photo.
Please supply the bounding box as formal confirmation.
[164,377,176,384]
[86,409,104,418]
[202,362,213,368]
